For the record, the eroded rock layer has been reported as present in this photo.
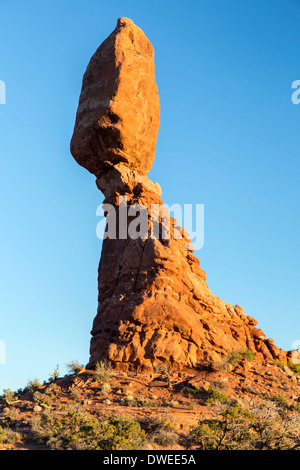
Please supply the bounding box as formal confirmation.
[70,18,294,371]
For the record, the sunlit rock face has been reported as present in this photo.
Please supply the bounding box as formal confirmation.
[71,18,289,371]
[70,17,160,179]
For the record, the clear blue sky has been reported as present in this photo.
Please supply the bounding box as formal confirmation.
[0,0,299,393]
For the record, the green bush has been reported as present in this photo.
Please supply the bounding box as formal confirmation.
[0,426,21,446]
[215,348,256,371]
[2,406,20,426]
[93,361,112,383]
[288,361,300,375]
[120,395,154,407]
[66,360,83,374]
[26,378,42,393]
[274,394,288,407]
[242,348,256,362]
[148,413,178,447]
[2,389,17,405]
[189,402,300,450]
[152,429,178,447]
[45,383,61,396]
[100,382,111,397]
[31,403,146,450]
[49,365,59,382]
[206,388,227,404]
[33,391,52,406]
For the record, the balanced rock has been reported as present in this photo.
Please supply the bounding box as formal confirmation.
[70,18,288,371]
[70,17,160,177]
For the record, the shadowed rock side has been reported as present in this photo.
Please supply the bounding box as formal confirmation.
[70,17,295,371]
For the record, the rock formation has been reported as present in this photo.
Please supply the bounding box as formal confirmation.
[70,17,295,371]
[70,17,160,178]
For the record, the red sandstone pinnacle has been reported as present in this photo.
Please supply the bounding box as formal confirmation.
[70,18,288,370]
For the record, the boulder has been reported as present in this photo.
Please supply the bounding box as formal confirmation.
[70,17,160,178]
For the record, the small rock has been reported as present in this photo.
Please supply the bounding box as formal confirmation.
[144,443,154,450]
[188,378,210,391]
[234,305,245,316]
[83,399,92,405]
[282,365,294,377]
[169,400,179,407]
[241,360,252,371]
[220,377,228,383]
[33,405,42,413]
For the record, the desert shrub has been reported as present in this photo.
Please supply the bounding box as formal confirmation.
[148,414,175,433]
[100,417,146,450]
[100,382,111,397]
[45,383,61,396]
[148,413,178,447]
[206,387,227,404]
[31,403,146,450]
[0,426,21,445]
[0,406,22,447]
[213,352,241,371]
[189,404,255,450]
[154,363,169,375]
[273,359,286,368]
[66,360,83,374]
[214,348,256,371]
[154,364,171,387]
[137,397,154,407]
[26,378,42,393]
[2,406,20,426]
[245,385,262,396]
[182,382,227,403]
[166,400,179,408]
[33,391,52,406]
[152,429,178,447]
[181,386,193,397]
[242,348,256,362]
[49,365,59,382]
[209,380,228,391]
[2,389,17,405]
[120,394,154,407]
[93,361,112,383]
[182,385,208,397]
[189,402,300,450]
[274,394,288,407]
[226,351,243,366]
[190,386,206,395]
[287,360,300,375]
